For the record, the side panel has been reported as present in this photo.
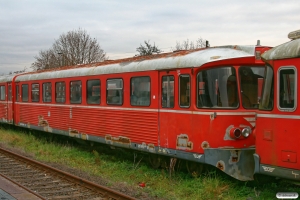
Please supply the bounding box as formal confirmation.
[256,58,300,179]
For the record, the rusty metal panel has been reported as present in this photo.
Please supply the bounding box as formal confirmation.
[205,148,255,181]
[262,39,300,60]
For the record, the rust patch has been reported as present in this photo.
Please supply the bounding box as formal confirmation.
[176,134,193,150]
[229,150,241,164]
[69,129,80,137]
[38,115,49,127]
[217,160,225,171]
[44,126,53,132]
[81,133,88,140]
[147,144,155,152]
[201,141,210,149]
[105,135,131,145]
[210,56,221,60]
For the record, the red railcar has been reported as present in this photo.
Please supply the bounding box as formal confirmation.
[1,44,270,181]
[254,30,300,181]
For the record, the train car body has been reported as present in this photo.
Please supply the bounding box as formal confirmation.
[1,45,270,181]
[254,30,300,181]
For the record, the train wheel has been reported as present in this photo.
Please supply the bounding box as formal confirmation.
[149,154,161,169]
[186,161,203,177]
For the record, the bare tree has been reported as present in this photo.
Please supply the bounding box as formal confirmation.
[136,40,162,56]
[173,37,208,51]
[31,28,108,71]
[7,67,27,75]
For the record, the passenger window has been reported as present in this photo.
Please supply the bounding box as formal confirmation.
[107,79,123,105]
[179,75,190,107]
[0,86,5,101]
[279,67,296,110]
[43,82,52,102]
[70,81,82,104]
[56,82,66,103]
[87,80,100,104]
[16,85,19,102]
[162,76,174,108]
[130,76,150,106]
[22,84,28,102]
[31,83,40,102]
[8,85,12,101]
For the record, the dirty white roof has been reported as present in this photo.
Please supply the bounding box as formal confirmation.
[262,38,300,61]
[0,75,15,83]
[15,45,256,82]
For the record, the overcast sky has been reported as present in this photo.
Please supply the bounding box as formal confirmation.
[0,0,299,75]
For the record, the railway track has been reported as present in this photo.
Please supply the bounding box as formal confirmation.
[0,147,136,200]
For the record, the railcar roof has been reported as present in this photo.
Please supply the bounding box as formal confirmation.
[262,38,300,61]
[0,75,15,83]
[15,45,256,82]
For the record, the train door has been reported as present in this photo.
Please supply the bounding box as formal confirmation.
[0,84,7,123]
[7,83,13,124]
[275,66,298,167]
[158,70,177,148]
[158,69,196,153]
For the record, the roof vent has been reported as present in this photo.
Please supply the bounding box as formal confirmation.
[257,40,261,46]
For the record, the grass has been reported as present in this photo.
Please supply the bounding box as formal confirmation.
[0,126,299,200]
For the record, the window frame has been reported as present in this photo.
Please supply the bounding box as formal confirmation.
[277,66,297,112]
[43,82,52,103]
[55,82,66,103]
[87,79,101,105]
[106,78,123,105]
[70,80,82,104]
[130,76,151,106]
[179,74,190,108]
[0,85,5,101]
[22,84,29,102]
[31,83,40,102]
[161,75,175,108]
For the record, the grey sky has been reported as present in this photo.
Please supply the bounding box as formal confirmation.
[0,0,299,74]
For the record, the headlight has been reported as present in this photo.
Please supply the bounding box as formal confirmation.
[230,128,241,139]
[242,127,251,137]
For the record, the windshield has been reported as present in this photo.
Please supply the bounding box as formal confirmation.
[197,66,238,108]
[239,66,265,109]
[259,65,274,110]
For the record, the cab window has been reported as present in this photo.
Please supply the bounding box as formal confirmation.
[197,67,238,108]
[278,67,296,110]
